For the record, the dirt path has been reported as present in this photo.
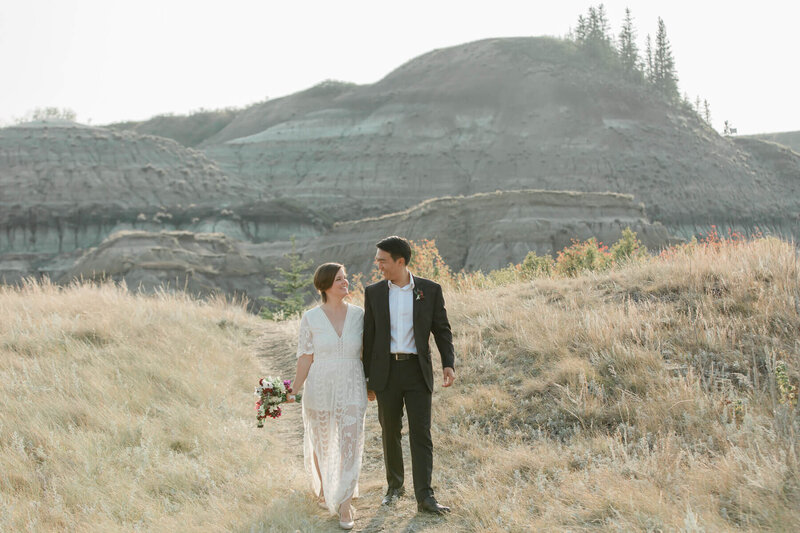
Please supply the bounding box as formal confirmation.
[254,321,450,533]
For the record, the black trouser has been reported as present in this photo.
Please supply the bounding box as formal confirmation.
[376,357,434,503]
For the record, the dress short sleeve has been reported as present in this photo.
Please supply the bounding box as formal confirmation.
[297,312,314,358]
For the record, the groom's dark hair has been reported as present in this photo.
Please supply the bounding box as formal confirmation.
[376,236,411,266]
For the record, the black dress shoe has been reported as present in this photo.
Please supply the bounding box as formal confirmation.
[417,496,450,515]
[381,486,405,505]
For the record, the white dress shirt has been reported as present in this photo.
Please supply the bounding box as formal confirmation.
[388,273,417,354]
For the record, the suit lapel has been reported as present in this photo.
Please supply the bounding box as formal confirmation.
[412,279,421,324]
[412,277,421,349]
[380,280,391,329]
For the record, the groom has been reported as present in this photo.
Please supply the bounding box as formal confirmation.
[363,236,456,515]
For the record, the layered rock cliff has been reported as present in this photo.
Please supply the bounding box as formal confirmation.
[0,121,324,282]
[62,189,675,309]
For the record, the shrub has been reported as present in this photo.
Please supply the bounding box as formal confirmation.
[521,251,554,277]
[555,238,612,277]
[409,239,454,286]
[609,227,647,263]
[483,252,553,287]
[488,264,523,285]
[775,361,798,407]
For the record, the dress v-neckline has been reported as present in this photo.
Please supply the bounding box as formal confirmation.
[320,303,349,338]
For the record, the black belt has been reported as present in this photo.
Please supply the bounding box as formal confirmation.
[391,352,418,361]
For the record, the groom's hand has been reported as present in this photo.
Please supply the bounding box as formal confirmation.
[367,390,376,402]
[443,367,455,387]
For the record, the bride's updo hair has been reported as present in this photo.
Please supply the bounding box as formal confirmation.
[314,262,344,303]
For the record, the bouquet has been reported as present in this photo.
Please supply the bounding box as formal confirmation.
[255,377,301,427]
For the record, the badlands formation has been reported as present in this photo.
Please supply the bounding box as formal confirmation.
[62,190,673,308]
[200,38,800,236]
[3,37,799,305]
[0,122,323,283]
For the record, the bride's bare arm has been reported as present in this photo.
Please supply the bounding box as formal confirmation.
[289,353,313,401]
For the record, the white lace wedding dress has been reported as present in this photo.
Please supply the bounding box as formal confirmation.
[297,303,367,514]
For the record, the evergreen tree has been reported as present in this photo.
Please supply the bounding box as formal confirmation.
[703,99,711,124]
[574,14,588,43]
[653,17,679,99]
[681,92,695,112]
[644,34,654,81]
[593,4,612,44]
[259,237,313,320]
[618,7,641,80]
[573,4,615,64]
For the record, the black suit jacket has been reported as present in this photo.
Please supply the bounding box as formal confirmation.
[362,276,455,392]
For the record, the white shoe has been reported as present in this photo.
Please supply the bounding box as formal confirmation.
[338,504,355,530]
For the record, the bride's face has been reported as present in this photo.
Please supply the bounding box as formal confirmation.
[325,267,349,300]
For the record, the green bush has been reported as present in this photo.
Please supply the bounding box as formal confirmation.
[488,264,523,285]
[408,239,454,285]
[521,251,554,277]
[610,227,647,263]
[555,238,612,277]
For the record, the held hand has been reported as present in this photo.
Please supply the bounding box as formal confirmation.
[367,390,376,402]
[442,367,456,387]
[286,394,296,403]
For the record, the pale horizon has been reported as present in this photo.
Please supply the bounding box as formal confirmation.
[1,0,798,135]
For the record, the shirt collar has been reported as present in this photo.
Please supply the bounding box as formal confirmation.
[388,272,415,291]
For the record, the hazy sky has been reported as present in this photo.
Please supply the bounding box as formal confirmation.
[1,1,797,135]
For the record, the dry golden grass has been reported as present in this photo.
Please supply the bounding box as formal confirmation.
[0,280,313,532]
[2,236,799,531]
[431,236,800,531]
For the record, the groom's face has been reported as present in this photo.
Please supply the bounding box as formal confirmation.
[375,249,404,282]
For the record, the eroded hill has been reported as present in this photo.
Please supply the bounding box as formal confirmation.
[0,121,324,283]
[198,37,800,237]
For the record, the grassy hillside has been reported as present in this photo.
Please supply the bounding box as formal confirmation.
[2,236,799,531]
[0,281,298,531]
[433,236,800,530]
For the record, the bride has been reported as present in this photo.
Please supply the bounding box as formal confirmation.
[288,262,368,529]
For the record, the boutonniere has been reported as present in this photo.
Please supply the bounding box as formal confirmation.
[413,288,424,301]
